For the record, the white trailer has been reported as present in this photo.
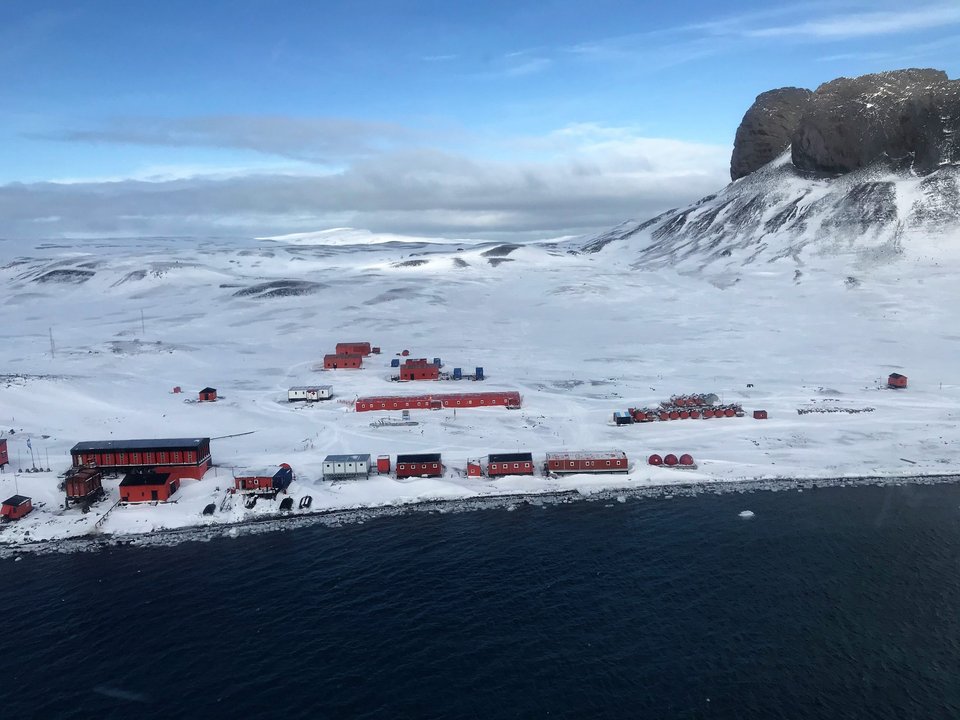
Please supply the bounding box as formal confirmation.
[288,385,333,402]
[322,454,371,479]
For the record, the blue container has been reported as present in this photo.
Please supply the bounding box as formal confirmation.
[433,357,442,366]
[453,368,462,379]
[390,358,400,367]
[475,366,484,380]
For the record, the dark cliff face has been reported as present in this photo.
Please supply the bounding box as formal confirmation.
[732,68,960,181]
[731,88,812,181]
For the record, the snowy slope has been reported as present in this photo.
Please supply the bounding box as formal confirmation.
[578,154,960,275]
[1,213,960,549]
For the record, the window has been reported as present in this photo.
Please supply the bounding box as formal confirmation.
[606,460,611,466]
[432,463,439,469]
[514,463,519,469]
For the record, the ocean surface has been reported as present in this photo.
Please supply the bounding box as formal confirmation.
[2,482,960,719]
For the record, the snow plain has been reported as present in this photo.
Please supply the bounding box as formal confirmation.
[1,226,959,550]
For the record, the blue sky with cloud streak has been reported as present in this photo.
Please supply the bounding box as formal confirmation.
[1,0,958,239]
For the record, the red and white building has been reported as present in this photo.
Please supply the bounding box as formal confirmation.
[396,453,443,478]
[487,452,535,477]
[355,391,521,412]
[544,451,629,474]
[0,438,8,468]
[234,464,294,494]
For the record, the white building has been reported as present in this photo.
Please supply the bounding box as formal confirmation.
[288,385,333,402]
[322,454,371,479]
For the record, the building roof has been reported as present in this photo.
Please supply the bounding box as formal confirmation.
[71,438,209,452]
[234,466,289,479]
[120,471,172,487]
[488,452,534,463]
[289,385,332,391]
[323,454,371,463]
[200,387,217,393]
[2,494,31,507]
[545,450,627,461]
[397,453,442,463]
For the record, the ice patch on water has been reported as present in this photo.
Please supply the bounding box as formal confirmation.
[739,510,756,519]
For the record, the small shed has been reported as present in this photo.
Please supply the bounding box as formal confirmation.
[753,410,768,420]
[324,354,363,369]
[467,460,482,477]
[0,438,7,468]
[323,454,371,480]
[888,373,908,389]
[1,495,32,521]
[288,385,333,402]
[198,387,218,402]
[66,467,104,503]
[120,471,179,503]
[376,455,391,474]
[613,411,634,425]
[396,453,443,478]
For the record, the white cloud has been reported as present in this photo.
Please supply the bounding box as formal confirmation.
[0,124,730,241]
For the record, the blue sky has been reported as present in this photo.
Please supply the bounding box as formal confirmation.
[1,0,958,239]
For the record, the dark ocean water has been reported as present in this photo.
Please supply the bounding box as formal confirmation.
[2,482,960,720]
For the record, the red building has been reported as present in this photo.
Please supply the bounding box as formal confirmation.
[198,387,218,402]
[0,438,7,467]
[487,452,535,477]
[324,354,363,369]
[70,438,212,480]
[545,450,628,474]
[396,453,443,478]
[377,455,391,474]
[120,471,179,502]
[355,392,521,412]
[400,364,439,381]
[888,373,908,389]
[753,410,768,419]
[1,495,32,521]
[336,342,372,356]
[234,464,294,494]
[65,467,104,504]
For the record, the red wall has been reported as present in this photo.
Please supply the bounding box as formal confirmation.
[488,461,534,476]
[0,439,7,466]
[546,456,627,473]
[400,365,439,381]
[336,342,371,356]
[396,461,443,478]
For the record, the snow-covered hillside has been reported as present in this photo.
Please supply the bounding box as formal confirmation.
[1,225,959,551]
[578,154,960,276]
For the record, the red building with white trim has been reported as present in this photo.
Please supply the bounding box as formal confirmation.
[234,464,294,494]
[396,453,443,478]
[355,391,521,412]
[70,438,212,480]
[487,452,535,477]
[545,450,628,474]
[400,364,439,381]
[65,467,104,504]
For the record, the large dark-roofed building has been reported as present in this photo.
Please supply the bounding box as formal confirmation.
[70,437,212,479]
[487,452,534,477]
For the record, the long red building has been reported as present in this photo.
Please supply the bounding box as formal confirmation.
[355,391,521,412]
[336,342,372,356]
[396,453,443,478]
[544,451,629,474]
[70,438,212,480]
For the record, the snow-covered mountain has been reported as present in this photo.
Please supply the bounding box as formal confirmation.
[578,155,960,274]
[579,68,960,275]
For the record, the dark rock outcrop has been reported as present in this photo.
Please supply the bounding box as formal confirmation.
[732,69,960,181]
[792,68,960,176]
[731,88,812,180]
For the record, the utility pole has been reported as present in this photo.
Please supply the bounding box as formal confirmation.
[141,309,146,335]
[49,327,56,359]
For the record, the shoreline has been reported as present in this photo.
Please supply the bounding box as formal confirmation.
[3,470,958,558]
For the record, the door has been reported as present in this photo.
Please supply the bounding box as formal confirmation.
[151,490,158,501]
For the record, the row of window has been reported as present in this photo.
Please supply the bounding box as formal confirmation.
[397,463,441,470]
